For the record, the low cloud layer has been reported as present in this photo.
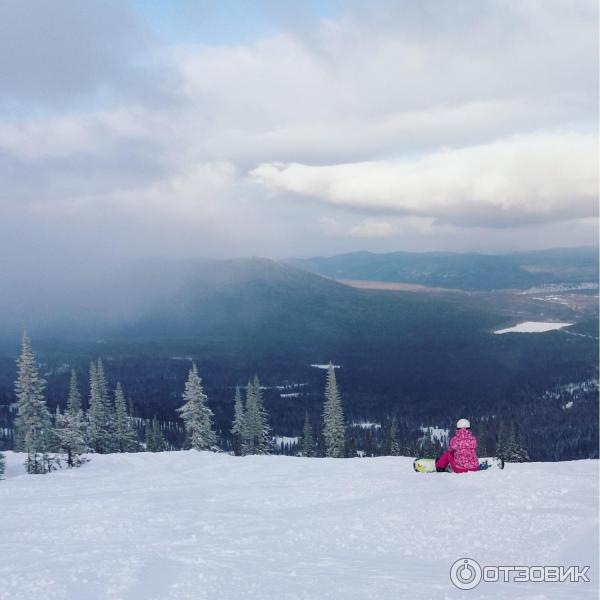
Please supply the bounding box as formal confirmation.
[250,132,598,227]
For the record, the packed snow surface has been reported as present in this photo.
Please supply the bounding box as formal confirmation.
[0,452,598,600]
[493,321,573,334]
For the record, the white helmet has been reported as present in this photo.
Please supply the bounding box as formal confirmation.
[456,418,470,429]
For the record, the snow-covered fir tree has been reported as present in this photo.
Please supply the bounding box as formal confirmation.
[384,418,401,456]
[512,428,530,463]
[48,406,64,453]
[301,411,316,457]
[177,364,216,450]
[96,359,109,407]
[86,361,99,448]
[253,376,272,454]
[113,382,138,452]
[14,334,53,473]
[87,359,115,453]
[507,423,529,462]
[97,359,116,449]
[495,423,508,461]
[87,361,104,452]
[230,386,246,456]
[243,377,271,455]
[322,364,346,458]
[497,423,529,463]
[242,382,256,454]
[54,370,87,467]
[145,416,166,452]
[67,369,82,415]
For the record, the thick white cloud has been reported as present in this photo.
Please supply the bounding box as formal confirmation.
[250,132,598,227]
[0,0,597,265]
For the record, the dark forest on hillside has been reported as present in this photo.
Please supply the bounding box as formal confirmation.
[1,256,597,462]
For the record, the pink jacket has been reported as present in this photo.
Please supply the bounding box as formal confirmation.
[448,429,479,472]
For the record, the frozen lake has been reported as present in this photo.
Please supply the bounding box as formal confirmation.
[493,321,573,334]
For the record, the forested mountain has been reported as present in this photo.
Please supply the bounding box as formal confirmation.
[289,247,599,291]
[0,256,597,461]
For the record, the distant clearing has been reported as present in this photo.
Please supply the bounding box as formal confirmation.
[339,279,466,294]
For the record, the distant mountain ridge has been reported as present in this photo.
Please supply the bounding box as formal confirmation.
[288,247,599,291]
[0,254,596,462]
[3,249,597,339]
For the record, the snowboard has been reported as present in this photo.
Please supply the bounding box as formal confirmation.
[413,457,504,473]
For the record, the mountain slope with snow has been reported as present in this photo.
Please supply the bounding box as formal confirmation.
[0,451,598,600]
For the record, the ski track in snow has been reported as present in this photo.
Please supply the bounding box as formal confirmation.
[0,452,597,600]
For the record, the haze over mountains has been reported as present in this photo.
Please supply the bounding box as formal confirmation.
[2,246,597,340]
[0,245,597,462]
[291,247,599,291]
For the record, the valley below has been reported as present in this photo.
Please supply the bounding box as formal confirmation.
[0,250,597,462]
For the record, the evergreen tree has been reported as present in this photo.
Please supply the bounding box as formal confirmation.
[384,418,401,456]
[243,377,271,455]
[230,386,246,456]
[496,422,513,462]
[87,359,116,453]
[86,362,98,446]
[67,369,82,414]
[96,359,109,408]
[54,370,87,467]
[322,364,346,458]
[242,381,256,454]
[48,406,64,453]
[14,334,52,474]
[510,425,530,463]
[364,428,375,457]
[253,376,271,454]
[97,359,116,450]
[0,451,5,478]
[113,382,138,452]
[145,416,166,452]
[128,396,135,421]
[301,411,316,457]
[496,422,529,463]
[87,361,104,452]
[177,364,216,450]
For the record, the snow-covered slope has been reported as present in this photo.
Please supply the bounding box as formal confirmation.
[0,452,598,600]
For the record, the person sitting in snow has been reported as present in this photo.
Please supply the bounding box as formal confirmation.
[435,419,479,473]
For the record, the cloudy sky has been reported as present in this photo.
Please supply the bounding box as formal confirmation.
[0,0,597,278]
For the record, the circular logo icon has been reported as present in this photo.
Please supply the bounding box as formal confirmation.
[450,558,482,590]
